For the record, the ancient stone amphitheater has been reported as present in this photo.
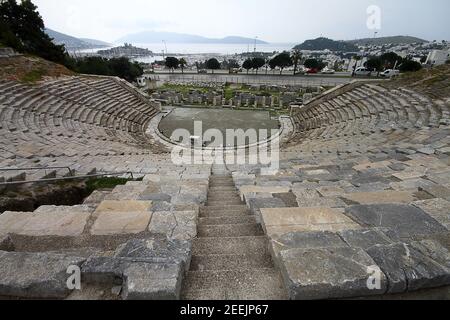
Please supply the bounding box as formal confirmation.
[0,56,449,300]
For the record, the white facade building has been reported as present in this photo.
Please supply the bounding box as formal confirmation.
[426,49,450,66]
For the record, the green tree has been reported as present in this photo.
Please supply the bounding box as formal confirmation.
[270,52,293,75]
[399,59,422,72]
[242,59,253,74]
[228,59,240,69]
[304,58,326,71]
[206,58,221,73]
[179,58,187,74]
[380,52,403,69]
[165,57,179,73]
[291,49,302,75]
[0,0,68,65]
[251,57,265,74]
[365,57,383,76]
[109,57,143,82]
[73,56,143,82]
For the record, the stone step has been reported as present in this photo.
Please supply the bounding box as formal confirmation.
[207,196,241,202]
[198,223,265,238]
[207,199,244,206]
[208,188,239,196]
[208,191,239,196]
[199,215,257,226]
[190,254,274,271]
[192,236,269,256]
[181,269,288,300]
[209,182,234,186]
[209,186,237,192]
[210,180,233,184]
[210,178,233,182]
[200,205,251,217]
[209,183,235,187]
[210,176,233,180]
[200,210,252,218]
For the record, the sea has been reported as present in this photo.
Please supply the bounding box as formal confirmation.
[78,42,296,63]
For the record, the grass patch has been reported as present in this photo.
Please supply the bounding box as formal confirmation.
[20,68,46,83]
[85,176,135,194]
[161,83,211,94]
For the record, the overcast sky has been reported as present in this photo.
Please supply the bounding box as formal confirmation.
[33,0,450,43]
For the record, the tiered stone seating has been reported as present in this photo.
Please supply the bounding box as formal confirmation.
[228,78,450,299]
[1,64,449,300]
[0,75,164,161]
[0,164,211,299]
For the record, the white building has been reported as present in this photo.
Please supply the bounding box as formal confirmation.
[426,49,450,66]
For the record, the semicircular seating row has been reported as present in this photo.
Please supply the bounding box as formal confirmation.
[0,76,164,161]
[285,83,450,156]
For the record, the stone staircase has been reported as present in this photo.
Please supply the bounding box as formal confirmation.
[181,171,288,300]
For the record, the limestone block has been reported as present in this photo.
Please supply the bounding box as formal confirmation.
[91,211,152,235]
[95,200,152,213]
[260,207,360,238]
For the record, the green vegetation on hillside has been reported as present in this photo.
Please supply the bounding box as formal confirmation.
[347,36,428,46]
[0,0,68,65]
[294,37,359,52]
[21,68,46,83]
[0,0,143,82]
[72,56,143,82]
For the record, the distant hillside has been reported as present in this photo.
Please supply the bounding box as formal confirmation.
[45,28,111,50]
[293,37,359,52]
[79,38,112,47]
[117,31,268,44]
[347,36,428,46]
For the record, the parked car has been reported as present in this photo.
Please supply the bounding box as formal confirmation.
[198,69,207,74]
[321,68,335,74]
[306,68,318,74]
[354,67,372,76]
[381,69,400,78]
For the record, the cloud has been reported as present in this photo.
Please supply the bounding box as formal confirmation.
[33,0,450,43]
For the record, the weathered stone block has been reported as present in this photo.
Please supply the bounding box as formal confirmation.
[420,185,450,201]
[0,235,14,251]
[345,204,448,238]
[260,207,360,238]
[122,262,183,300]
[366,243,450,294]
[270,231,347,260]
[91,211,152,235]
[279,247,387,299]
[95,200,152,213]
[341,191,416,205]
[0,251,85,298]
[338,228,399,250]
[114,238,192,269]
[148,211,197,240]
[0,207,91,237]
[412,198,450,230]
